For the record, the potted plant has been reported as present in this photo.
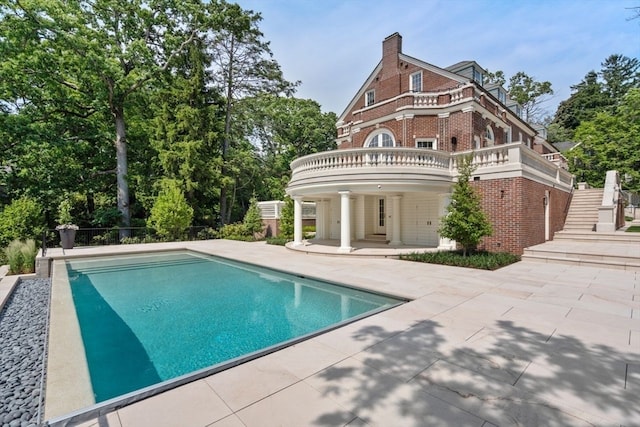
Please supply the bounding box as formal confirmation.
[56,198,78,249]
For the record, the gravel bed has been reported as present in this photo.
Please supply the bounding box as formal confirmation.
[0,278,50,427]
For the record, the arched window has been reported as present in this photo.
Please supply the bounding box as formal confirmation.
[485,125,495,147]
[366,130,395,147]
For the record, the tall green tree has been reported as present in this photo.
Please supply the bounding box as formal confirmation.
[483,70,553,123]
[247,96,337,200]
[507,72,554,123]
[439,156,493,256]
[151,37,225,225]
[551,71,609,141]
[0,0,227,229]
[568,88,640,193]
[550,54,639,143]
[208,6,298,225]
[600,54,640,104]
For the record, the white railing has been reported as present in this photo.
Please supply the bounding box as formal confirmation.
[542,152,568,170]
[290,143,574,190]
[596,170,624,232]
[290,147,452,176]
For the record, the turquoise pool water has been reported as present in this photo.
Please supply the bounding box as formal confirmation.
[65,251,403,402]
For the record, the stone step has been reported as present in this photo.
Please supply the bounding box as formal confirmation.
[364,234,388,242]
[554,231,640,244]
[523,233,640,271]
[521,253,640,271]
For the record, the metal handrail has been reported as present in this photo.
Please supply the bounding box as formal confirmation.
[40,226,215,255]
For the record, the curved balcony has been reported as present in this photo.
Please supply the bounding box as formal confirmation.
[288,143,574,196]
[289,147,454,195]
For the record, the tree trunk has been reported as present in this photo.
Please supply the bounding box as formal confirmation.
[114,107,131,236]
[219,35,235,227]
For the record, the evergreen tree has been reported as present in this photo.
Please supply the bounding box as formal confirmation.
[151,37,225,225]
[600,54,640,105]
[279,197,294,240]
[551,54,639,143]
[439,156,493,256]
[243,196,264,237]
[147,180,194,241]
[208,6,298,225]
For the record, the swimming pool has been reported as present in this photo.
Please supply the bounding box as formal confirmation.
[64,251,404,403]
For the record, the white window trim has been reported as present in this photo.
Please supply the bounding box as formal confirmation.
[410,71,422,92]
[485,125,495,146]
[365,129,395,147]
[365,89,375,107]
[415,138,436,150]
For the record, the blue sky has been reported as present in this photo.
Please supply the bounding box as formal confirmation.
[234,0,640,118]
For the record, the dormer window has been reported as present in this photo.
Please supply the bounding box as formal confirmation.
[410,71,422,92]
[472,67,483,85]
[366,90,375,107]
[498,89,506,104]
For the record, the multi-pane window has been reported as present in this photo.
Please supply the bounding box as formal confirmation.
[367,132,394,147]
[416,139,436,149]
[365,90,375,106]
[378,199,385,227]
[485,126,494,146]
[410,71,422,92]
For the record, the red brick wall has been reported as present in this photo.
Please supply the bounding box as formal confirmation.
[472,177,571,254]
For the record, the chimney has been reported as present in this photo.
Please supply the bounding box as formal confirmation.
[382,32,402,70]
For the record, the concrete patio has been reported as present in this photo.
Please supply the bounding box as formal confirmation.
[40,239,639,426]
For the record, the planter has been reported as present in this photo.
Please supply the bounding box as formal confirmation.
[59,228,77,249]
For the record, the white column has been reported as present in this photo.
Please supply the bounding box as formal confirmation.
[437,193,456,249]
[315,200,324,239]
[338,191,353,253]
[293,196,303,246]
[389,195,402,246]
[355,195,365,240]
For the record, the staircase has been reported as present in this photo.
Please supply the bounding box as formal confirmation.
[522,188,640,271]
[560,188,602,232]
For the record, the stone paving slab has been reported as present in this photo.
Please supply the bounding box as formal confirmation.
[40,240,640,426]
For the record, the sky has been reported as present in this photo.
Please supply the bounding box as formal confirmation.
[233,0,639,118]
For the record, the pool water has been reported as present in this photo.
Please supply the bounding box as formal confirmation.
[66,251,403,402]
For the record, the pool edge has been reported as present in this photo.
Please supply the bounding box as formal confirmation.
[44,260,95,420]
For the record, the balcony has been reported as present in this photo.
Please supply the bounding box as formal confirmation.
[288,143,574,196]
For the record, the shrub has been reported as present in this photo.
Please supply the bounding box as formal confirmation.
[56,197,74,225]
[0,196,44,248]
[266,237,290,246]
[243,196,264,237]
[196,227,218,240]
[279,196,294,239]
[218,223,253,241]
[399,250,520,270]
[147,180,194,240]
[120,235,158,245]
[5,239,37,274]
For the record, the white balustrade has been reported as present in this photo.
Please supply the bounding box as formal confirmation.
[290,143,573,191]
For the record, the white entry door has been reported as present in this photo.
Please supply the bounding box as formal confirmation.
[375,197,386,234]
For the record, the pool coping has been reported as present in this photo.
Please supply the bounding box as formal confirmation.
[43,246,408,426]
